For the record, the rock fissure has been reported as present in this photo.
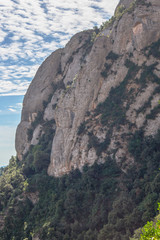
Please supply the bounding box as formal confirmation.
[15,0,160,177]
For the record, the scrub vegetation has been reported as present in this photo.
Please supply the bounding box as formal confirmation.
[1,130,160,240]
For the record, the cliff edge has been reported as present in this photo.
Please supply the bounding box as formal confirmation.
[16,0,160,177]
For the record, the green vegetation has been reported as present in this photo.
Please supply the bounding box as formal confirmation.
[144,38,160,59]
[91,27,100,43]
[52,80,65,93]
[91,0,152,44]
[136,0,152,8]
[0,157,26,211]
[77,122,86,135]
[137,63,160,88]
[0,158,121,240]
[101,63,112,78]
[101,51,120,78]
[86,59,140,157]
[148,39,160,58]
[114,4,126,19]
[131,204,160,240]
[106,51,119,61]
[99,3,127,32]
[24,121,55,177]
[88,132,111,156]
[95,0,151,39]
[0,167,4,176]
[99,1,137,32]
[146,105,160,120]
[1,129,160,239]
[1,18,160,240]
[140,219,160,240]
[98,59,139,127]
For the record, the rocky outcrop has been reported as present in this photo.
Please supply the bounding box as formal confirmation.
[16,0,160,176]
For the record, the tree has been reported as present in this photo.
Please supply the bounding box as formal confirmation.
[140,220,160,240]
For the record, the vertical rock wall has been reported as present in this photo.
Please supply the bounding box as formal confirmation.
[15,0,160,176]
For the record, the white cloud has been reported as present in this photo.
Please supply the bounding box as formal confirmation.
[8,108,17,112]
[0,79,30,96]
[0,0,13,7]
[0,29,7,43]
[8,103,23,113]
[0,0,119,96]
[0,0,120,166]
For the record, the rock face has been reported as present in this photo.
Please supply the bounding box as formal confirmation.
[16,0,160,177]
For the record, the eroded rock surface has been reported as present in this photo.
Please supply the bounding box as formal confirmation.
[16,0,160,177]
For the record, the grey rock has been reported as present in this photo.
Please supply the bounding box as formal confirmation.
[15,0,160,176]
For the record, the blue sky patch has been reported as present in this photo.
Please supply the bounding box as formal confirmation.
[0,0,119,166]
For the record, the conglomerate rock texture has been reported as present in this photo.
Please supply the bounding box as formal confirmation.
[16,0,160,177]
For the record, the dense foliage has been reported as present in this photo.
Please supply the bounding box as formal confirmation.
[131,205,160,240]
[0,129,160,240]
[0,167,4,176]
[140,219,160,240]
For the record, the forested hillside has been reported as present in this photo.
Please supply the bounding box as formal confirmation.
[1,129,160,239]
[1,0,160,239]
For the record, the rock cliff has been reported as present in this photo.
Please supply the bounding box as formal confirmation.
[16,0,160,177]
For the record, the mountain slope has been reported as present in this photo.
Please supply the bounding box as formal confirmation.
[0,0,160,239]
[16,0,160,177]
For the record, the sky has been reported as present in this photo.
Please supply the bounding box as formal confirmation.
[0,0,119,167]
